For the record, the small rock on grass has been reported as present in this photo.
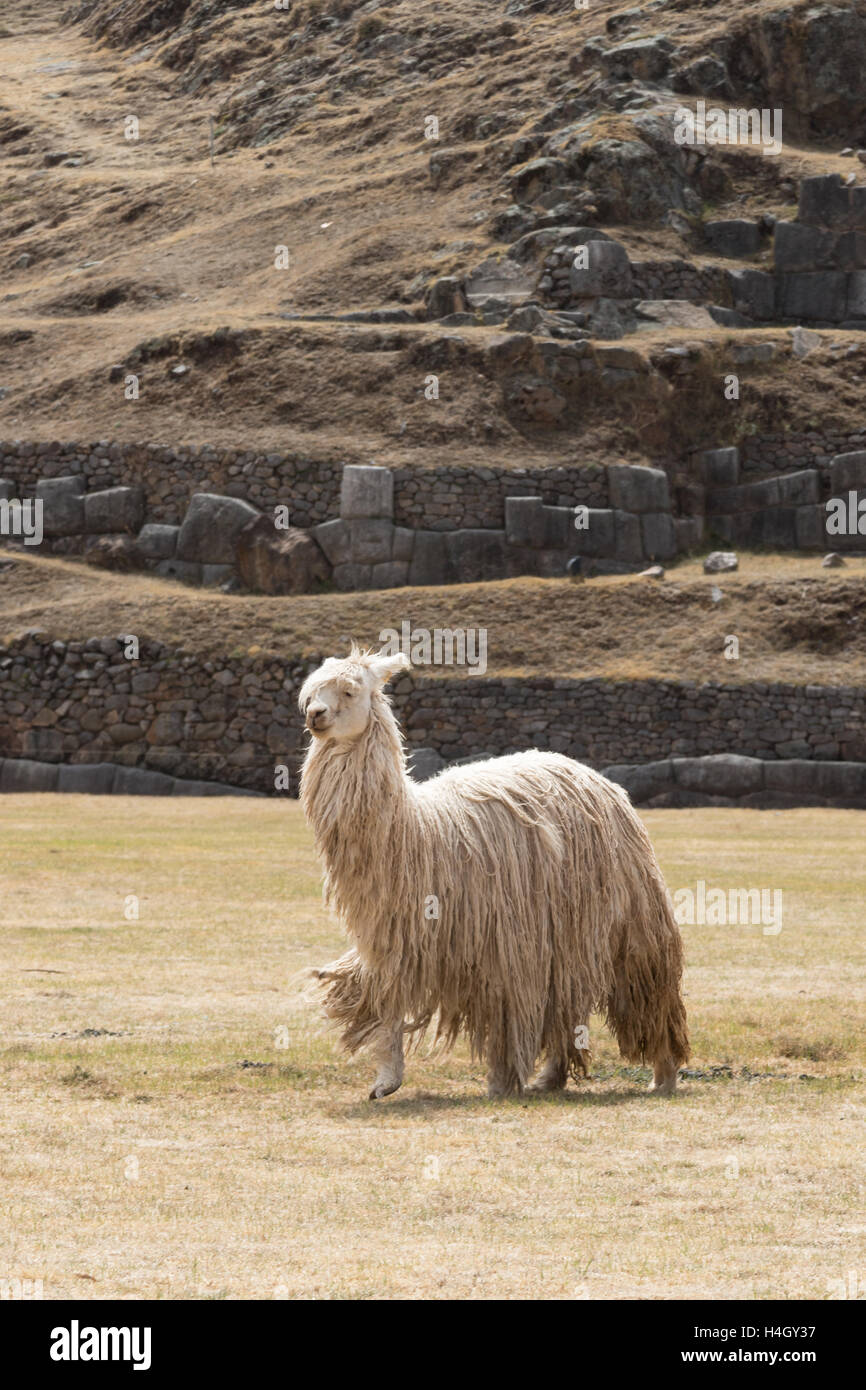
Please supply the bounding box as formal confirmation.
[822,552,845,567]
[639,564,665,579]
[703,551,738,574]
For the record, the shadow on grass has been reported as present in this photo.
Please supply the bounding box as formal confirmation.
[333,1081,663,1120]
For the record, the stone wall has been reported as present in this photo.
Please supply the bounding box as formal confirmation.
[0,440,610,532]
[2,633,863,795]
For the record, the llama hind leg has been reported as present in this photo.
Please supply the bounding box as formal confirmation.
[368,1020,405,1100]
[526,1053,569,1093]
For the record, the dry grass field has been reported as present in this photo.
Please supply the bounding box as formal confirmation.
[2,795,863,1300]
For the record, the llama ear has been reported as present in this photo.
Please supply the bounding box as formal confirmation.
[369,650,411,686]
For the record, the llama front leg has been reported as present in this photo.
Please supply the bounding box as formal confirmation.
[368,1019,405,1100]
[648,1056,679,1095]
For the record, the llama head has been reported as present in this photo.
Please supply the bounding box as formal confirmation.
[298,645,410,743]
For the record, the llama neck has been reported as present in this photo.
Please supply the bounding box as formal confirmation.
[300,698,414,907]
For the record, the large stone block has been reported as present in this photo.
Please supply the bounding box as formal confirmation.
[830,451,866,491]
[697,447,740,487]
[777,271,848,322]
[705,219,761,258]
[608,463,670,513]
[312,517,351,566]
[340,464,394,519]
[672,754,764,796]
[759,507,797,547]
[602,760,673,804]
[763,760,820,795]
[798,173,852,228]
[543,505,578,550]
[613,509,643,562]
[729,269,775,320]
[675,516,704,552]
[176,493,260,564]
[0,758,59,791]
[795,504,826,549]
[408,531,453,586]
[332,562,373,591]
[445,529,508,582]
[370,560,409,589]
[846,270,866,319]
[773,221,833,272]
[775,470,820,506]
[137,523,178,559]
[84,485,145,535]
[392,527,415,563]
[569,240,633,299]
[57,763,117,794]
[640,512,677,560]
[505,496,545,547]
[348,518,394,564]
[111,766,175,795]
[570,508,616,557]
[35,476,84,537]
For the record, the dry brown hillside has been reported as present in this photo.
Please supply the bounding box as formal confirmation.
[1,0,865,464]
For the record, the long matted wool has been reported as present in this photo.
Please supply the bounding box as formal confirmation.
[299,648,689,1095]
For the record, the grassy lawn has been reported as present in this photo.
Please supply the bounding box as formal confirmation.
[1,797,864,1300]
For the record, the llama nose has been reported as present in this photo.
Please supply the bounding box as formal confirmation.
[307,708,326,730]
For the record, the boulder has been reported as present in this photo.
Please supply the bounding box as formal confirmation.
[235,516,331,594]
[703,551,738,573]
[340,465,393,520]
[176,493,261,564]
[603,36,674,82]
[35,476,84,537]
[83,485,145,535]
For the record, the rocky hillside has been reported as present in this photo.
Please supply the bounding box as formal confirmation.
[0,0,863,467]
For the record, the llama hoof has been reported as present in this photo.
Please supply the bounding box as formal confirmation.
[369,1077,401,1100]
[648,1067,678,1096]
[525,1078,564,1095]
